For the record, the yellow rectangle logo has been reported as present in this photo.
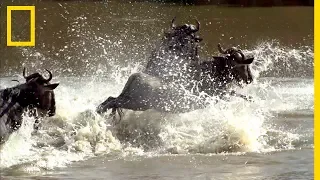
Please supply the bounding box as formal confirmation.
[7,6,35,47]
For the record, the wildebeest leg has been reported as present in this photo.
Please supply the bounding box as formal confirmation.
[109,108,117,124]
[97,72,145,115]
[33,117,42,131]
[97,72,159,113]
[96,96,121,125]
[108,108,124,125]
[96,96,118,114]
[97,95,126,121]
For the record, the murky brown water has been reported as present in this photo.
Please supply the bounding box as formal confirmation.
[0,0,313,76]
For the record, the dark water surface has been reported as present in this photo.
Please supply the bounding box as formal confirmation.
[0,1,313,76]
[0,1,314,179]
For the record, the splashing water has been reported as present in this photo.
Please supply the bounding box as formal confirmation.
[0,41,313,174]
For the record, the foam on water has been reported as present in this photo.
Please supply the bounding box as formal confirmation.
[0,41,314,173]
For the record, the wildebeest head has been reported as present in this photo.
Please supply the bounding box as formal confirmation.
[217,44,254,85]
[21,68,59,117]
[162,17,203,58]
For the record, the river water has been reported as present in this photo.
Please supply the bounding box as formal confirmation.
[0,1,314,179]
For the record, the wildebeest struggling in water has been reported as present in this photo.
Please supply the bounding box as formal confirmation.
[0,68,59,144]
[96,18,255,121]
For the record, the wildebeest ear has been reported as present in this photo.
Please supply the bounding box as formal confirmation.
[241,57,254,64]
[45,83,59,90]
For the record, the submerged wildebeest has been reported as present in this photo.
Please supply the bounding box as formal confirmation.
[96,19,254,120]
[0,68,59,144]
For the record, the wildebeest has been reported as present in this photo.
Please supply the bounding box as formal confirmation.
[199,44,254,97]
[96,19,254,120]
[144,17,202,87]
[0,68,59,144]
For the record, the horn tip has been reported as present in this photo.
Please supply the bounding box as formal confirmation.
[171,17,176,28]
[23,67,26,78]
[45,69,53,82]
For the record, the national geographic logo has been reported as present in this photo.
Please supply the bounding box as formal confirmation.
[6,6,35,47]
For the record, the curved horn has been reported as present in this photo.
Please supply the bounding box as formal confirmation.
[233,51,246,64]
[23,67,27,79]
[171,17,176,28]
[217,44,227,54]
[240,51,245,61]
[45,69,52,82]
[193,19,200,32]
